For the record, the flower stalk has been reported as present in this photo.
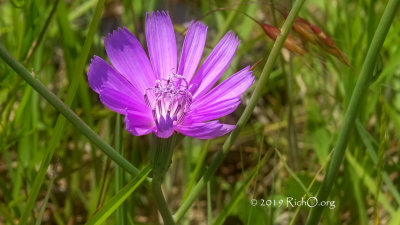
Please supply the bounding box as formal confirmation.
[151,182,176,225]
[150,135,177,225]
[305,0,400,224]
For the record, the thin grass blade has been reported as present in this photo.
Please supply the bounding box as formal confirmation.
[86,166,151,225]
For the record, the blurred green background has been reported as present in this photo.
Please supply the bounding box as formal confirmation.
[0,0,399,224]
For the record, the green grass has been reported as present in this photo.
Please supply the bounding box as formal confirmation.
[1,0,400,224]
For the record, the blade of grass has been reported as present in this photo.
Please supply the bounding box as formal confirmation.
[68,0,98,21]
[85,166,151,225]
[212,151,270,225]
[345,152,395,215]
[288,149,334,225]
[247,134,264,225]
[305,0,400,223]
[207,181,212,225]
[114,114,127,225]
[356,120,378,162]
[374,98,388,224]
[34,178,54,225]
[270,4,299,170]
[349,168,368,225]
[24,0,60,64]
[181,140,210,202]
[174,0,307,221]
[57,0,78,73]
[356,120,400,204]
[274,149,310,196]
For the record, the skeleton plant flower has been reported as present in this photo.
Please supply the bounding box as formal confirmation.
[87,11,254,139]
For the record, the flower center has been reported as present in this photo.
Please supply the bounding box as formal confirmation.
[145,73,192,126]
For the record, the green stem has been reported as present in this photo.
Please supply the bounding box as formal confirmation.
[271,0,299,170]
[207,181,212,224]
[285,56,299,170]
[305,0,400,224]
[151,181,176,225]
[150,135,177,225]
[174,0,307,221]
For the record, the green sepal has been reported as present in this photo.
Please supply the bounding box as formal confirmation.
[150,134,177,183]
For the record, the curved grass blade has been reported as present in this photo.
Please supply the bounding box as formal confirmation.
[86,166,151,225]
[34,178,54,225]
[288,149,334,225]
[181,140,210,202]
[345,152,395,215]
[274,149,310,196]
[356,120,400,205]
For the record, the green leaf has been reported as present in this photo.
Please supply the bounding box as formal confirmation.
[86,166,151,225]
[345,152,395,215]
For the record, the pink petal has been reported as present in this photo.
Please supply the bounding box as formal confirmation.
[184,98,240,122]
[125,110,155,136]
[178,21,207,82]
[87,56,149,114]
[192,66,253,108]
[190,31,239,100]
[99,87,150,114]
[185,66,254,122]
[104,27,156,97]
[146,11,177,80]
[176,121,235,139]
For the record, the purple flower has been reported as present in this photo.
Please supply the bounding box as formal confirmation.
[87,11,254,139]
